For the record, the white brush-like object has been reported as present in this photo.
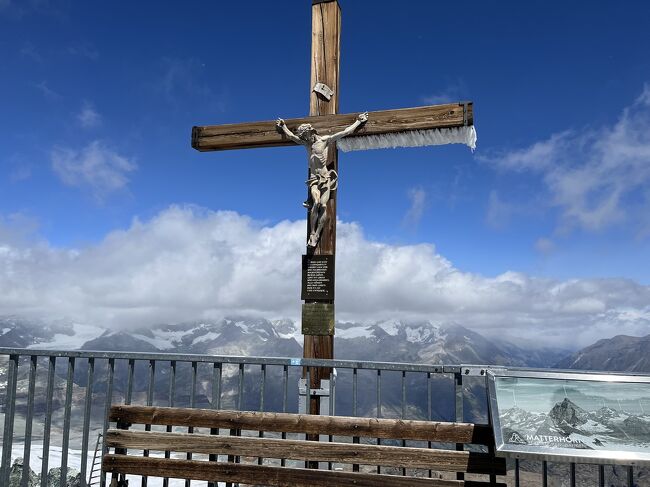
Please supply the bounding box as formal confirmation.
[337,125,477,153]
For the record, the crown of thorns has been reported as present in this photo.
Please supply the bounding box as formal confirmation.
[296,123,316,136]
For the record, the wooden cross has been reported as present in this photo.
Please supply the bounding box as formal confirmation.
[191,0,474,417]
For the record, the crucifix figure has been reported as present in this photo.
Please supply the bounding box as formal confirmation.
[277,112,368,247]
[191,0,476,421]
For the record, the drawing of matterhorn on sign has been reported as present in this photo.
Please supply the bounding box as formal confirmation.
[496,377,650,453]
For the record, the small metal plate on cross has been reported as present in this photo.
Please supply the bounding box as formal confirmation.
[301,303,335,336]
[313,82,334,101]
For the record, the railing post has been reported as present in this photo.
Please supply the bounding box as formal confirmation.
[1,354,19,487]
[21,355,37,487]
[81,357,95,487]
[100,358,115,487]
[61,356,75,487]
[41,356,56,487]
[184,361,197,487]
[162,360,176,487]
[628,465,634,487]
[143,359,156,487]
[454,369,464,482]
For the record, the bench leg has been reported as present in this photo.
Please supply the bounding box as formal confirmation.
[110,474,129,487]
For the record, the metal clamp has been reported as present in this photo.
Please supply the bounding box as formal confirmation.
[461,101,469,126]
[298,375,335,415]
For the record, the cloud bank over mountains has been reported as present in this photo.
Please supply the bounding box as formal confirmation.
[482,85,650,235]
[0,205,648,348]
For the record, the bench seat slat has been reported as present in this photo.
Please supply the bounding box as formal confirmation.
[106,429,506,475]
[109,406,493,444]
[103,455,506,487]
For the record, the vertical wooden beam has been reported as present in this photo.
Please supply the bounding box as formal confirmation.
[303,0,340,424]
[309,0,340,257]
[310,0,340,118]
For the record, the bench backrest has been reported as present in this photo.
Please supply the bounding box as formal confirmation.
[103,405,506,487]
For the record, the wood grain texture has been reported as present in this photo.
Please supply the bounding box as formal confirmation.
[102,455,506,487]
[192,103,473,152]
[105,429,505,474]
[310,0,339,117]
[303,0,341,421]
[108,406,494,444]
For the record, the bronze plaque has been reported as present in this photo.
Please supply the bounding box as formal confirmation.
[301,254,335,300]
[301,303,335,336]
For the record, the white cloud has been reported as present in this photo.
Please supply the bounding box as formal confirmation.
[51,140,137,199]
[534,237,555,255]
[0,206,647,348]
[19,42,42,63]
[0,0,65,19]
[77,101,101,128]
[67,42,98,60]
[7,153,32,182]
[156,57,226,112]
[482,85,650,233]
[402,187,426,228]
[486,190,515,229]
[422,80,468,105]
[32,80,61,100]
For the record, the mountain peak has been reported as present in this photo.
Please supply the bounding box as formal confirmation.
[549,398,589,427]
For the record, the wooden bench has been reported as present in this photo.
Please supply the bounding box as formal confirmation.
[103,405,506,487]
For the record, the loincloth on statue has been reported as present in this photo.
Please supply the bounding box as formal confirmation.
[305,169,338,191]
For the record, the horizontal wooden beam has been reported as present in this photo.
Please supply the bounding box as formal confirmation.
[106,430,505,474]
[192,102,473,152]
[103,455,506,487]
[109,406,493,444]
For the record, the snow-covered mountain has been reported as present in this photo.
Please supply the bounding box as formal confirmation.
[502,397,650,450]
[1,315,556,367]
[335,319,537,366]
[0,316,565,423]
[77,317,303,358]
[500,406,547,431]
[0,316,102,349]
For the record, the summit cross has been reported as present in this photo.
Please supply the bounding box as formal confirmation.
[191,0,476,418]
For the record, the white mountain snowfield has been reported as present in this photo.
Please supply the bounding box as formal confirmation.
[25,323,105,350]
[334,319,445,342]
[0,316,569,369]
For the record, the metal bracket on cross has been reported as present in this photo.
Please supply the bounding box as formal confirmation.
[313,82,334,101]
[298,377,335,415]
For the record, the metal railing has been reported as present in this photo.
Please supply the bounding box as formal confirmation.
[0,348,639,487]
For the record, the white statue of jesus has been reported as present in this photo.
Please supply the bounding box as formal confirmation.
[277,112,368,247]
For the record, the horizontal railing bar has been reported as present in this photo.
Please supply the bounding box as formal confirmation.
[0,347,447,373]
[3,348,644,378]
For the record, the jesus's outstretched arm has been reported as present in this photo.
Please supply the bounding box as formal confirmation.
[276,118,304,145]
[327,112,368,142]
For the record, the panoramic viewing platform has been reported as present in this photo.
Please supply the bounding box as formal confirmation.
[1,0,649,486]
[0,347,644,487]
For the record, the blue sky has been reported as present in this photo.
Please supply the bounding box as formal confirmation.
[1,1,649,346]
